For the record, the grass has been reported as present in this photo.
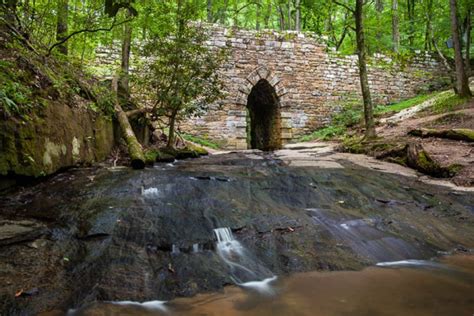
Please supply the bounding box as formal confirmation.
[298,90,450,143]
[182,133,221,149]
[298,126,346,142]
[374,93,439,115]
[431,94,469,114]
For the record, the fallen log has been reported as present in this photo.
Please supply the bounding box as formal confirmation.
[406,143,451,177]
[112,76,145,169]
[408,128,474,142]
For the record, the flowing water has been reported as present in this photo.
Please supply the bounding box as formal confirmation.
[1,150,474,315]
[213,227,275,285]
[67,255,474,316]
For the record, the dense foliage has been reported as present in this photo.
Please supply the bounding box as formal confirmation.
[2,0,472,60]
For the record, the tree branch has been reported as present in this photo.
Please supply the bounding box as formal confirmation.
[332,0,354,13]
[47,17,133,56]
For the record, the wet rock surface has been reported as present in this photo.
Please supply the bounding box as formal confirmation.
[0,150,473,315]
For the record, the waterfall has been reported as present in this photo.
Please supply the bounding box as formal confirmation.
[171,244,180,254]
[213,227,276,294]
[142,187,159,196]
[192,243,201,253]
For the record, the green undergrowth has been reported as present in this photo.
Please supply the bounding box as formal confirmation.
[430,93,469,114]
[298,90,449,142]
[182,133,221,149]
[0,41,115,119]
[374,93,435,115]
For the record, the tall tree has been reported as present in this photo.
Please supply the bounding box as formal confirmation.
[334,0,376,138]
[375,0,383,47]
[406,0,415,49]
[120,8,133,99]
[287,0,292,30]
[56,0,68,55]
[207,0,213,22]
[464,7,471,76]
[450,0,471,97]
[143,0,225,148]
[391,0,400,52]
[256,0,261,30]
[424,0,433,50]
[295,0,301,31]
[355,0,375,138]
[264,0,272,28]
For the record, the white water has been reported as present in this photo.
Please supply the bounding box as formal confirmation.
[113,300,167,312]
[376,259,445,268]
[142,187,159,196]
[192,243,201,253]
[213,227,276,293]
[238,276,278,295]
[67,300,167,315]
[172,244,180,254]
[214,227,245,259]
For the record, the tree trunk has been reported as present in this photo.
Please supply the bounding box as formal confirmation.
[465,8,471,77]
[264,0,272,28]
[233,0,238,26]
[219,0,228,24]
[287,0,292,30]
[56,0,68,55]
[375,0,383,50]
[120,8,133,100]
[112,76,145,169]
[406,0,415,49]
[424,0,433,51]
[167,111,178,148]
[295,0,301,31]
[450,0,472,97]
[355,0,376,139]
[207,0,212,23]
[391,0,400,52]
[256,0,260,30]
[278,5,285,30]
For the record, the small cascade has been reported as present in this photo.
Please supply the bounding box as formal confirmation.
[192,243,201,253]
[171,244,180,255]
[142,187,159,196]
[213,227,276,293]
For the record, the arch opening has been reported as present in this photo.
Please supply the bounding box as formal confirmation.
[246,79,282,151]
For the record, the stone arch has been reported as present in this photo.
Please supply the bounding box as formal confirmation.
[246,78,282,150]
[236,66,287,106]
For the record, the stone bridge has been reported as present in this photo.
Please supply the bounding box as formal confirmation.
[95,24,449,150]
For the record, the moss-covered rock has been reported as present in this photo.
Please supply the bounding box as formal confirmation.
[185,144,209,156]
[144,149,160,165]
[0,102,115,177]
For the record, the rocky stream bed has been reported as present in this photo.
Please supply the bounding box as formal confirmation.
[0,145,473,315]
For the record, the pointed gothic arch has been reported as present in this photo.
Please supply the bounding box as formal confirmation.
[234,67,286,150]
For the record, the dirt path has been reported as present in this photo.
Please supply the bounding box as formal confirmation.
[373,100,474,186]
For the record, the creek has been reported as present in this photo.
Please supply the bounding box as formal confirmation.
[1,149,473,315]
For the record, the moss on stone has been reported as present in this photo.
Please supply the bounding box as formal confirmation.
[144,149,160,165]
[446,164,463,176]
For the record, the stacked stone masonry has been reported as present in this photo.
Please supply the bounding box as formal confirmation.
[94,24,449,149]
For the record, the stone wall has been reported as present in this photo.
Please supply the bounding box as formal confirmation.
[94,24,449,149]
